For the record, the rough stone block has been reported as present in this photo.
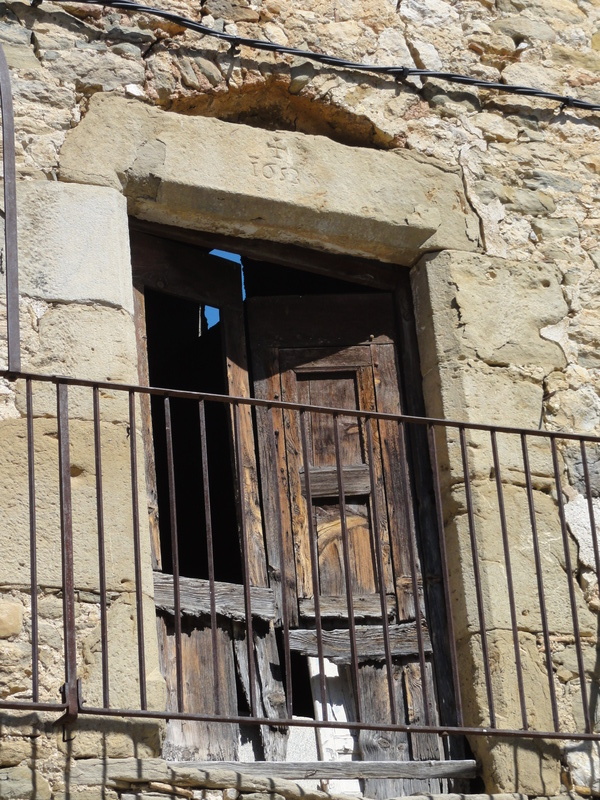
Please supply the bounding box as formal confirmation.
[59,93,480,265]
[565,741,600,794]
[446,482,596,638]
[0,417,152,593]
[0,738,32,767]
[4,182,134,314]
[13,303,138,422]
[0,603,24,638]
[412,250,567,387]
[0,764,51,800]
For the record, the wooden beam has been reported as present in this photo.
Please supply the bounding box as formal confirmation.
[153,572,277,622]
[299,594,396,620]
[300,465,372,498]
[174,760,477,780]
[129,217,402,290]
[288,622,432,663]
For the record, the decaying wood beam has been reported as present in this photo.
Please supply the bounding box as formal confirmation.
[299,465,372,498]
[153,572,277,622]
[288,622,432,663]
[299,594,396,619]
[175,760,477,780]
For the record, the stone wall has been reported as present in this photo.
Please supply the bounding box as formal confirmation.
[1,0,600,797]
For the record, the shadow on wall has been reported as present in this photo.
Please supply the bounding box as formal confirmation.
[0,711,161,800]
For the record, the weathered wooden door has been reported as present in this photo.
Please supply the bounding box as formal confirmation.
[131,230,287,763]
[249,294,445,797]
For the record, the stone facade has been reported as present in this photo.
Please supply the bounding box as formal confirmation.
[1,0,600,797]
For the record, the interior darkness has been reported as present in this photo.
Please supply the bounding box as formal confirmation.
[144,287,242,584]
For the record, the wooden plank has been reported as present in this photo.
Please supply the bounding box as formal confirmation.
[176,760,477,779]
[279,346,373,373]
[132,285,162,570]
[357,660,412,800]
[129,217,401,290]
[300,465,371,498]
[299,593,396,620]
[233,621,289,761]
[153,572,277,622]
[404,661,444,794]
[288,623,431,663]
[280,367,314,601]
[159,612,239,761]
[222,306,269,589]
[251,345,299,625]
[372,343,417,622]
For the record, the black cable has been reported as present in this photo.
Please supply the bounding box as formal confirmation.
[50,0,600,114]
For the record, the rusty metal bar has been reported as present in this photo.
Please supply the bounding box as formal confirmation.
[490,429,527,730]
[58,703,600,740]
[57,382,78,722]
[299,409,328,722]
[3,369,600,444]
[7,368,600,745]
[233,402,257,717]
[0,45,21,373]
[459,425,495,728]
[551,436,591,733]
[93,386,110,708]
[25,378,38,702]
[365,418,397,724]
[427,424,463,727]
[521,433,559,731]
[333,412,361,723]
[199,399,220,714]
[129,390,147,710]
[164,396,184,713]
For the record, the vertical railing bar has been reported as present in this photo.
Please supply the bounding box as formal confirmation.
[299,409,328,722]
[93,386,110,709]
[491,430,527,730]
[129,390,147,710]
[580,441,600,584]
[551,437,591,734]
[427,424,463,726]
[0,44,21,373]
[199,400,220,714]
[26,378,39,702]
[267,407,293,718]
[459,426,496,728]
[164,396,184,714]
[398,418,431,726]
[233,402,257,717]
[57,382,78,719]
[521,433,559,731]
[365,417,396,724]
[333,413,361,723]
[581,441,600,733]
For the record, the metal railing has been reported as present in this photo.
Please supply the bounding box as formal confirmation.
[0,369,598,747]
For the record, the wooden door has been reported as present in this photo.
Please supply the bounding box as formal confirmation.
[131,230,287,762]
[249,294,445,797]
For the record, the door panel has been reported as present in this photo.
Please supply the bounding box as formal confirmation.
[249,293,444,792]
[131,232,287,762]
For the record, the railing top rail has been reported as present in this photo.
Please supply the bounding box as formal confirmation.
[5,368,600,444]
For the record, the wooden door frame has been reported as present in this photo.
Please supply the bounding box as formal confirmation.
[128,216,463,745]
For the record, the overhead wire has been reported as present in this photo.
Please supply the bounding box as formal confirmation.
[49,0,600,114]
